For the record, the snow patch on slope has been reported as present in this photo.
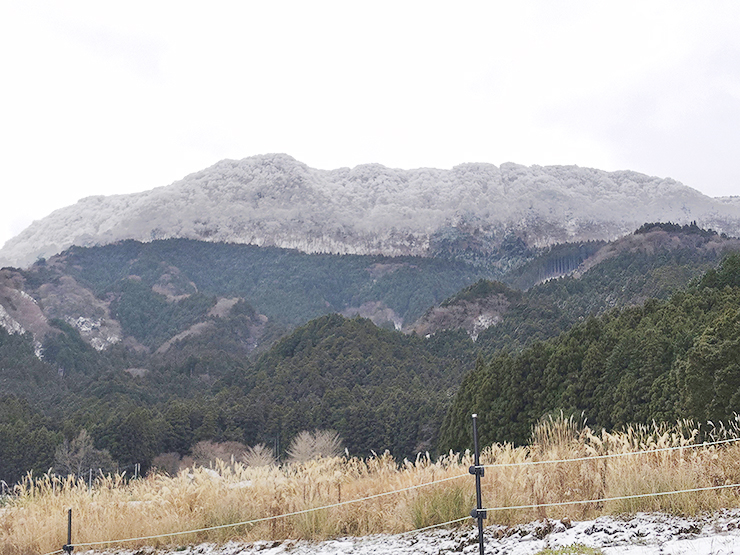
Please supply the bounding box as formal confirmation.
[0,304,24,335]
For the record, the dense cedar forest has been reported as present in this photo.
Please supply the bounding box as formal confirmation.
[56,238,497,327]
[1,223,740,485]
[440,252,740,450]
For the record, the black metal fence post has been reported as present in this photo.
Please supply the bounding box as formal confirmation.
[469,413,486,555]
[62,508,74,554]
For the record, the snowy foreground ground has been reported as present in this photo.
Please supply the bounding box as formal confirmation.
[82,511,740,555]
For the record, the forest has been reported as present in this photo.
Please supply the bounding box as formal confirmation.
[1,223,739,485]
[440,252,740,450]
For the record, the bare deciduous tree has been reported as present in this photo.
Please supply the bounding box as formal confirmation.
[190,440,247,467]
[151,452,183,475]
[54,430,116,477]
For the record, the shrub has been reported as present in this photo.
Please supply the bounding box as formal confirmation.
[242,444,277,467]
[286,430,343,463]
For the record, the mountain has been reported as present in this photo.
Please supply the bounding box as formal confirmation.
[2,225,738,367]
[410,280,522,341]
[0,240,492,363]
[2,225,740,482]
[439,252,740,451]
[215,314,467,457]
[3,154,740,268]
[412,224,740,350]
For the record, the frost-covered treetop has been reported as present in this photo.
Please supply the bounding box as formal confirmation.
[2,153,739,268]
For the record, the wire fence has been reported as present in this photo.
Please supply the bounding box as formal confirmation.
[42,480,740,554]
[68,471,472,549]
[0,462,144,501]
[480,483,740,514]
[39,514,477,555]
[478,436,740,469]
[34,433,740,554]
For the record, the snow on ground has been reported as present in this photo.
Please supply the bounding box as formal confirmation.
[81,511,740,555]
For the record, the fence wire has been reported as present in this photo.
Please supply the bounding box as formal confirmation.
[481,482,740,513]
[478,436,740,469]
[31,435,740,553]
[69,471,470,549]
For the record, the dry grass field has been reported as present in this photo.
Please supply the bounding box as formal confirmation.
[3,417,740,555]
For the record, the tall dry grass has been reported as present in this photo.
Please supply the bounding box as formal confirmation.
[3,418,740,554]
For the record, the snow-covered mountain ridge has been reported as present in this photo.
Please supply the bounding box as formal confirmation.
[3,153,739,268]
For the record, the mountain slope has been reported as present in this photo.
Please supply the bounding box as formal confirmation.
[1,229,740,481]
[412,225,740,352]
[0,240,493,361]
[215,314,467,457]
[3,154,740,268]
[440,252,740,451]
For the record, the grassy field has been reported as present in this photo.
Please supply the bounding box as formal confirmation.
[3,417,740,555]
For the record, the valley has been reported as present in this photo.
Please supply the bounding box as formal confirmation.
[1,223,739,484]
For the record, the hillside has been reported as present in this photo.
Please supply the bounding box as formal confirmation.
[440,252,740,451]
[214,314,467,457]
[0,313,469,483]
[0,241,493,483]
[2,225,740,484]
[0,239,492,360]
[3,224,735,368]
[3,154,740,268]
[416,223,740,353]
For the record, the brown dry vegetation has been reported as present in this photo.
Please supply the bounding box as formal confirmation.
[3,418,740,555]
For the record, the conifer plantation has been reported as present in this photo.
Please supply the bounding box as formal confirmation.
[440,253,740,450]
[1,225,740,508]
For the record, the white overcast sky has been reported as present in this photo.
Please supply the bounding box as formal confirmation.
[1,1,739,250]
